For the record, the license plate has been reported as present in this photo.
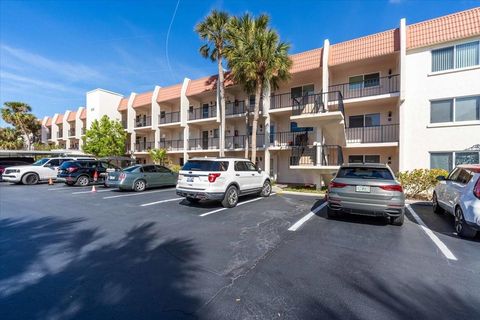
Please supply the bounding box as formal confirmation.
[109,176,116,180]
[187,177,194,182]
[356,185,371,193]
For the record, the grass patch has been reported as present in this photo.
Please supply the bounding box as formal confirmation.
[282,186,326,194]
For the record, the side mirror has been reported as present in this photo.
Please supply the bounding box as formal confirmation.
[44,163,52,167]
[436,175,446,181]
[257,168,262,173]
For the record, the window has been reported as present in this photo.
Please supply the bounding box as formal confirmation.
[455,152,480,165]
[156,166,171,173]
[348,113,380,128]
[348,115,364,128]
[290,122,313,132]
[291,84,314,98]
[234,161,247,171]
[432,41,479,72]
[142,165,157,173]
[365,155,381,163]
[244,161,257,171]
[431,153,453,171]
[249,95,256,107]
[431,96,480,123]
[336,167,394,180]
[348,155,364,163]
[348,155,381,164]
[160,111,166,118]
[213,129,219,138]
[455,169,473,185]
[182,160,228,171]
[348,73,379,89]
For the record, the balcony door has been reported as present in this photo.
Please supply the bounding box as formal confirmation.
[202,104,209,118]
[348,113,381,143]
[202,131,209,149]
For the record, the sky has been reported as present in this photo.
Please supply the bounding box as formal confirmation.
[1,0,479,123]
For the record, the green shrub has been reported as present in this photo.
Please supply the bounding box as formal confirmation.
[396,168,449,199]
[169,164,181,173]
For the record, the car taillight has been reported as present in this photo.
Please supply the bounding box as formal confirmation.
[329,181,347,189]
[474,178,480,199]
[379,185,403,192]
[67,167,78,173]
[119,173,126,180]
[208,173,221,183]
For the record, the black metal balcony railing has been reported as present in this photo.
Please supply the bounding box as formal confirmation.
[57,131,63,139]
[329,74,400,100]
[189,105,216,120]
[158,139,184,151]
[290,145,343,166]
[291,91,345,117]
[225,101,246,116]
[270,131,311,148]
[188,137,220,150]
[225,134,266,150]
[121,120,127,129]
[159,111,180,124]
[69,129,76,137]
[134,141,155,152]
[346,124,399,144]
[47,133,52,140]
[135,116,152,128]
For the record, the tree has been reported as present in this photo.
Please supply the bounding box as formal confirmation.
[195,10,230,157]
[82,115,126,157]
[149,148,168,165]
[226,13,292,162]
[0,127,23,150]
[1,102,40,150]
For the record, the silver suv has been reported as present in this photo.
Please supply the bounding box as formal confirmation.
[176,157,272,208]
[327,163,405,226]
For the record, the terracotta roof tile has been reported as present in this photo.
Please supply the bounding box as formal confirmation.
[290,47,323,73]
[80,108,86,120]
[407,7,480,49]
[157,83,183,103]
[186,74,234,96]
[55,114,64,125]
[67,111,76,122]
[330,29,400,66]
[117,98,129,111]
[45,117,52,126]
[133,91,153,108]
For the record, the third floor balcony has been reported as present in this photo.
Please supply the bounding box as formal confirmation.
[159,111,180,125]
[188,105,216,121]
[135,116,152,128]
[69,129,76,137]
[329,74,400,101]
[346,124,399,144]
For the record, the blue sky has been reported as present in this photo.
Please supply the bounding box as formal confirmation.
[1,0,479,122]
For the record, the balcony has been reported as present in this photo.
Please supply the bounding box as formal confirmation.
[69,129,76,137]
[225,100,246,116]
[121,120,127,129]
[290,145,343,168]
[225,134,265,150]
[188,105,216,121]
[188,137,219,151]
[290,92,345,128]
[81,127,86,135]
[159,111,180,125]
[134,141,155,152]
[159,139,184,151]
[346,124,399,145]
[269,131,312,149]
[329,74,400,101]
[57,132,63,139]
[135,116,152,128]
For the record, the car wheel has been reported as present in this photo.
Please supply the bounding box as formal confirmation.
[222,185,238,208]
[432,193,444,214]
[186,197,200,203]
[76,175,90,186]
[454,206,477,238]
[260,180,271,197]
[133,180,146,192]
[390,213,404,226]
[21,173,39,185]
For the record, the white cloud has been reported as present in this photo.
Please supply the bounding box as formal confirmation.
[0,71,80,93]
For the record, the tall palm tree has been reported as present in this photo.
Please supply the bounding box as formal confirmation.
[195,10,230,157]
[1,102,40,150]
[226,13,292,163]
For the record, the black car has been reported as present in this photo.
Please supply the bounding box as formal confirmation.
[57,160,120,186]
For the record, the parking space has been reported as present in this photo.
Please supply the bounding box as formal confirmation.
[1,182,480,319]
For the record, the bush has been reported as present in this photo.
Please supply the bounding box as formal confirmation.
[396,168,449,199]
[169,164,181,173]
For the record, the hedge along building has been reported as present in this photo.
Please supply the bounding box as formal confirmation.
[40,7,480,187]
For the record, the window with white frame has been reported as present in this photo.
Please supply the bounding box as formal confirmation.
[430,96,480,123]
[348,113,381,128]
[348,155,380,164]
[430,151,480,171]
[348,73,380,90]
[431,41,480,72]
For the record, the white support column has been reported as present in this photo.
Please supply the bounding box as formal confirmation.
[399,18,407,171]
[152,86,161,149]
[322,39,330,109]
[41,117,48,144]
[263,82,271,175]
[64,111,71,150]
[75,107,84,150]
[180,78,190,160]
[51,114,59,146]
[315,127,324,166]
[127,93,136,153]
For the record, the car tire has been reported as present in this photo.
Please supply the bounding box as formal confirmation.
[133,180,146,192]
[327,207,339,219]
[186,197,200,203]
[222,185,239,208]
[390,213,404,226]
[432,193,444,214]
[454,206,477,238]
[260,180,271,197]
[21,173,39,185]
[76,175,90,186]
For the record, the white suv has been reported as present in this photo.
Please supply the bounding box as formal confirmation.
[2,157,94,185]
[433,164,480,238]
[176,157,272,208]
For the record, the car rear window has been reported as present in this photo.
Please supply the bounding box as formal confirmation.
[181,160,229,172]
[336,167,394,180]
[59,161,81,169]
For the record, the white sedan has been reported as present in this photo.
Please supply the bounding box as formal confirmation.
[433,164,480,238]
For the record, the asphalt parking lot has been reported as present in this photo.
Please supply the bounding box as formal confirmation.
[1,182,479,319]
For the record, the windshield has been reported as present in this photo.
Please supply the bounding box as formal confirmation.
[123,165,142,173]
[336,167,394,180]
[32,158,50,166]
[181,160,229,171]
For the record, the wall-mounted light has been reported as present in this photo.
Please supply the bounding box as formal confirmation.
[388,111,392,122]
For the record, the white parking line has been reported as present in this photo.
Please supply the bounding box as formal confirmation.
[72,189,113,195]
[199,194,276,217]
[47,187,90,191]
[103,188,175,199]
[288,202,327,231]
[406,204,457,261]
[140,198,182,207]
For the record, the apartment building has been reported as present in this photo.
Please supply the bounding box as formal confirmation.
[40,7,480,186]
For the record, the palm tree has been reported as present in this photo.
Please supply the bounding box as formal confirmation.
[226,13,292,163]
[195,10,230,157]
[1,102,40,150]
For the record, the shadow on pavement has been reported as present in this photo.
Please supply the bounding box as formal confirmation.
[0,217,202,320]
